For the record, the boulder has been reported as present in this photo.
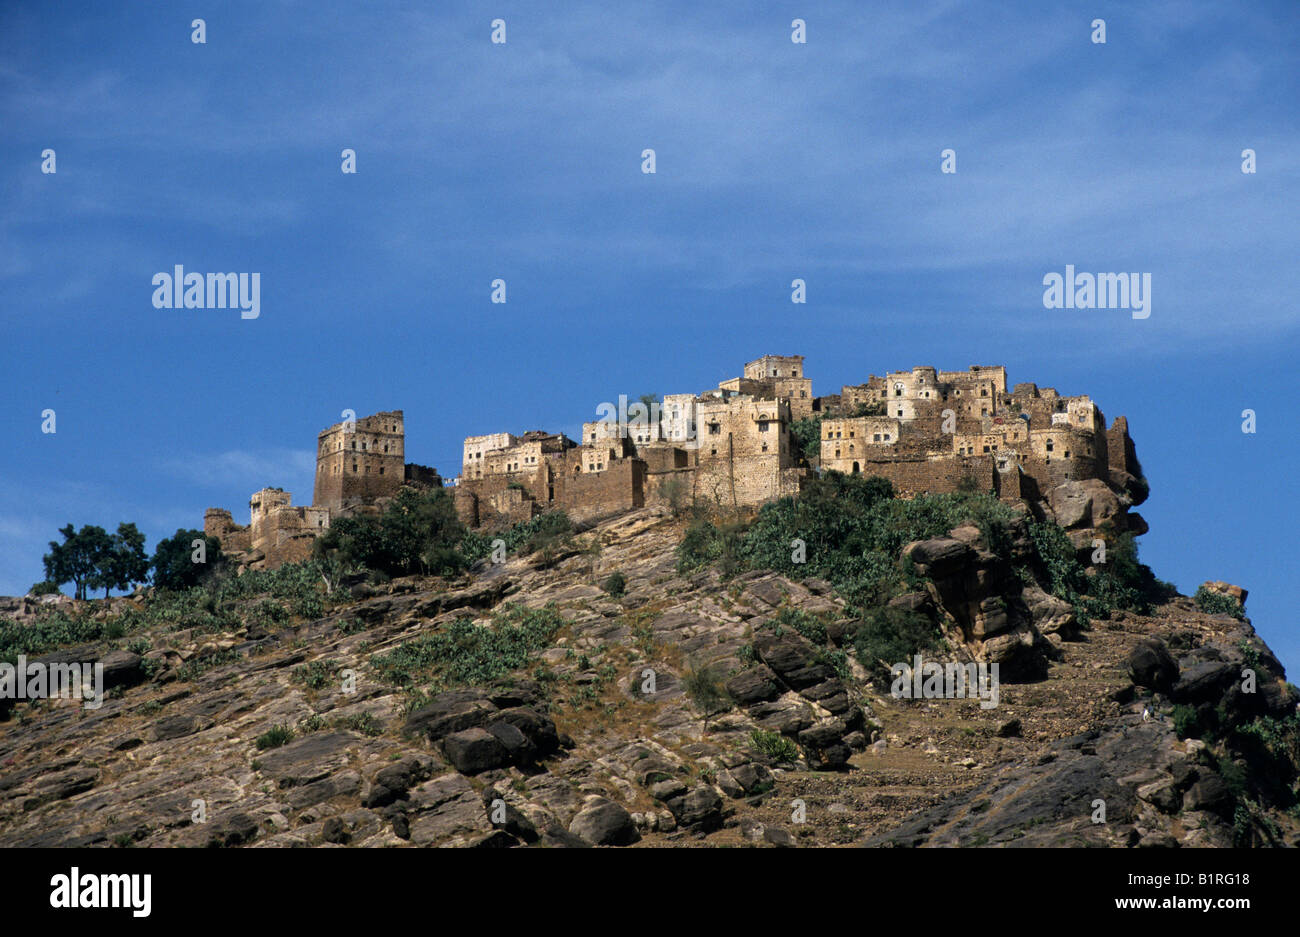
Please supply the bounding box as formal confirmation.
[1022,586,1078,638]
[569,800,640,846]
[725,666,781,705]
[100,650,145,690]
[442,728,512,775]
[665,785,723,832]
[490,707,560,757]
[901,539,974,579]
[1126,639,1178,693]
[1183,774,1233,817]
[405,693,497,741]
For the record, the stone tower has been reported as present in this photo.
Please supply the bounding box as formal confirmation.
[313,410,405,514]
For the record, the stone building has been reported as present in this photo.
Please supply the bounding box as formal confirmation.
[203,355,1144,564]
[204,409,441,570]
[313,411,406,514]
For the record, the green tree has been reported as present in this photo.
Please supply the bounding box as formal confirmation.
[315,487,467,578]
[43,524,113,600]
[788,416,824,464]
[93,522,150,598]
[152,529,225,591]
[636,393,662,440]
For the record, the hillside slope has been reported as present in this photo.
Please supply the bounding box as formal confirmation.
[0,506,1296,848]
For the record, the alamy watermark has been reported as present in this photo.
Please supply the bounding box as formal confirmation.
[890,655,999,710]
[0,655,104,710]
[1042,265,1150,319]
[151,265,260,319]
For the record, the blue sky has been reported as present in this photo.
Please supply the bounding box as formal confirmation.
[2,1,1297,672]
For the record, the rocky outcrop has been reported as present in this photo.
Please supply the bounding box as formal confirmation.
[902,523,1058,682]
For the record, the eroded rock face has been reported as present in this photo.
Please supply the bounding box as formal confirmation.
[902,529,1056,682]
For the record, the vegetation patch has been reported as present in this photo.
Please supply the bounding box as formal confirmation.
[368,603,565,693]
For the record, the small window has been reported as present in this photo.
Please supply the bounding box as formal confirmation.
[873,433,881,442]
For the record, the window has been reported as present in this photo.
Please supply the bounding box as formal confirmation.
[708,423,721,435]
[1046,439,1054,452]
[759,421,769,432]
[983,446,990,453]
[379,467,384,475]
[873,433,881,442]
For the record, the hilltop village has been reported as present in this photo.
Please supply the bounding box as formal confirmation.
[204,355,1147,569]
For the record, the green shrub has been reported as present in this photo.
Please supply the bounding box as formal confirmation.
[176,648,239,682]
[1194,585,1245,620]
[749,729,798,763]
[851,605,943,689]
[0,612,104,666]
[768,607,829,646]
[602,571,626,598]
[334,712,382,737]
[291,659,339,691]
[28,580,61,596]
[369,603,564,692]
[681,662,731,718]
[315,488,467,579]
[460,511,573,564]
[787,417,824,464]
[255,724,294,749]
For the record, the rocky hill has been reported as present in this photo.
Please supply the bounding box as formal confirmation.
[1,497,1297,849]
